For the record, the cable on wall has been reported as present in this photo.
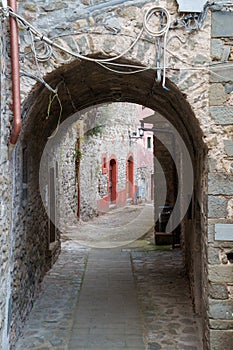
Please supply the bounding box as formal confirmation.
[2,3,233,90]
[143,7,170,88]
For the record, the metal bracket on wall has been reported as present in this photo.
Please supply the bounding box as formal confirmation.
[176,0,207,13]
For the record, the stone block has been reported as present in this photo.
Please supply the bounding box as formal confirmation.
[209,265,233,283]
[209,299,233,320]
[208,224,215,243]
[208,196,228,218]
[210,107,233,125]
[208,157,217,172]
[209,283,229,300]
[209,83,225,106]
[210,330,233,350]
[215,224,233,241]
[211,39,223,60]
[208,173,233,195]
[192,53,209,65]
[225,83,233,94]
[208,246,220,264]
[210,319,233,330]
[212,11,233,38]
[210,65,233,83]
[104,17,121,33]
[224,140,233,157]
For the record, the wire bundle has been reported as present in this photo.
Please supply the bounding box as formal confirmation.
[143,7,170,87]
[3,4,233,89]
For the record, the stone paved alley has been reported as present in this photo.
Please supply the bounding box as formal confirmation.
[15,206,203,350]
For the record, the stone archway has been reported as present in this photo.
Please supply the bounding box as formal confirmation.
[0,0,232,348]
[10,57,208,347]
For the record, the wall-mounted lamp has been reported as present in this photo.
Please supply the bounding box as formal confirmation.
[128,128,144,145]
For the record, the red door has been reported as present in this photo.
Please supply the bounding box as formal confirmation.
[127,157,134,200]
[109,159,117,203]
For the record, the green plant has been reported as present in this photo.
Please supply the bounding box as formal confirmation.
[95,164,101,177]
[85,125,104,138]
[75,147,82,162]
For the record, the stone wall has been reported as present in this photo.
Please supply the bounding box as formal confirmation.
[207,10,233,350]
[1,0,210,347]
[56,102,151,224]
[57,122,79,228]
[80,103,139,217]
[7,134,61,345]
[0,18,12,349]
[0,0,233,349]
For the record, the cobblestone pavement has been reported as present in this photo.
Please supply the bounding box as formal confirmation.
[15,206,203,350]
[131,250,203,350]
[15,242,89,350]
[68,248,144,350]
[63,204,154,248]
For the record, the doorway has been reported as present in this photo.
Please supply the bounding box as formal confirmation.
[127,156,134,200]
[109,159,117,204]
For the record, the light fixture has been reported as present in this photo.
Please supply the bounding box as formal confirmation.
[139,127,144,137]
[128,127,144,145]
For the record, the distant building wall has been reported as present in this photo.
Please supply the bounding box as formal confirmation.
[0,1,233,349]
[56,103,153,224]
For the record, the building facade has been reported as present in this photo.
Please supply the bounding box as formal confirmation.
[0,1,233,349]
[53,103,154,227]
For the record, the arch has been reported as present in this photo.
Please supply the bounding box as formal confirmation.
[22,57,204,154]
[12,57,208,347]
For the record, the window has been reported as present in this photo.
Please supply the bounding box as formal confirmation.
[102,153,107,174]
[147,136,152,149]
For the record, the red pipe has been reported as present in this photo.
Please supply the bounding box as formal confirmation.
[8,0,21,153]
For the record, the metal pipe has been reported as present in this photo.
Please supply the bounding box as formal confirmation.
[8,0,21,156]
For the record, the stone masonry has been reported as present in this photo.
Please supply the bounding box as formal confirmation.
[0,1,233,349]
[52,102,153,227]
[56,102,153,226]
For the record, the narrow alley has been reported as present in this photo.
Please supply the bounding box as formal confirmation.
[2,2,233,349]
[15,206,202,350]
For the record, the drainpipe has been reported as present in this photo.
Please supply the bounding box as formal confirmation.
[8,0,21,158]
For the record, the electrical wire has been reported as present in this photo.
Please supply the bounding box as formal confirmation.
[34,41,53,62]
[28,29,56,93]
[143,7,170,87]
[20,70,55,91]
[143,7,170,37]
[5,4,233,87]
[8,6,154,79]
[47,91,63,140]
[97,61,150,74]
[8,7,144,64]
[6,5,170,85]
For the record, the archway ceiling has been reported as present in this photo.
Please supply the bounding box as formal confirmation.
[22,58,205,155]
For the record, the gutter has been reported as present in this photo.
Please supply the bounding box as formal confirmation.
[8,0,21,158]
